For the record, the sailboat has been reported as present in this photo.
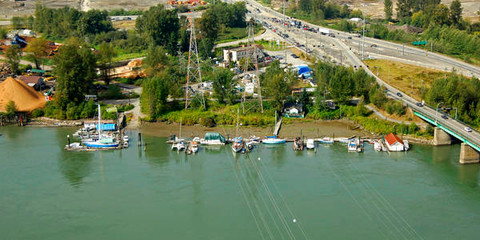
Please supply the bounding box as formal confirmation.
[232,108,246,153]
[172,119,185,151]
[262,111,286,144]
[84,104,119,148]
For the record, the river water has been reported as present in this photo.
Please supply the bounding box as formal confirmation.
[1,127,480,239]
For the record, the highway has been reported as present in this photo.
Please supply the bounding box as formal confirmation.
[243,0,480,78]
[239,0,480,151]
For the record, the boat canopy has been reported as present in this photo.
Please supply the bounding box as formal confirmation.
[204,132,225,142]
[97,123,116,131]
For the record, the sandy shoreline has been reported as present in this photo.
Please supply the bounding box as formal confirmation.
[138,119,374,139]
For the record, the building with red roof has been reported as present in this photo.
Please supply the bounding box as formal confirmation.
[384,133,406,152]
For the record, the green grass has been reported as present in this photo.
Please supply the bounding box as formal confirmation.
[113,51,146,62]
[216,26,264,44]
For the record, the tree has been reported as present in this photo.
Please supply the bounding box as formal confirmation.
[0,27,7,39]
[5,45,22,75]
[432,4,450,26]
[396,0,412,22]
[212,68,235,104]
[136,5,180,54]
[54,38,97,110]
[78,9,113,37]
[450,0,463,27]
[24,38,48,69]
[143,45,169,76]
[140,74,169,118]
[11,16,24,29]
[97,42,117,85]
[384,0,393,21]
[262,61,293,111]
[6,101,17,118]
[198,8,220,42]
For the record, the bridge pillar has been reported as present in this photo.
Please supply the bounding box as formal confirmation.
[433,127,451,145]
[459,143,480,164]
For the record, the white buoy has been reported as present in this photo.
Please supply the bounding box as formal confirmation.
[293,219,297,223]
[258,157,261,161]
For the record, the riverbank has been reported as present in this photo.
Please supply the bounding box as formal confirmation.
[140,119,373,139]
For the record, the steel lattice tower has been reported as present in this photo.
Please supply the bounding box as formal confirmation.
[242,19,264,114]
[185,13,205,109]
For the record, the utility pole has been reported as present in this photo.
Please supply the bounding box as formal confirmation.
[362,14,365,60]
[411,78,414,97]
[431,41,433,52]
[402,43,405,56]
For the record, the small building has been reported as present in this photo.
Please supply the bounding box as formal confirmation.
[245,82,255,94]
[384,133,405,152]
[283,103,304,118]
[18,76,45,90]
[223,45,265,64]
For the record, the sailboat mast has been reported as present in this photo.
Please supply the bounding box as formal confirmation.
[98,104,101,139]
[236,108,239,137]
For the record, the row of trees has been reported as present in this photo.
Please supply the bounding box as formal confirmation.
[34,4,113,39]
[425,73,480,127]
[294,0,362,20]
[392,0,464,28]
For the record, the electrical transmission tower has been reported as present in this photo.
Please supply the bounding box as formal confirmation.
[241,19,263,114]
[184,12,205,109]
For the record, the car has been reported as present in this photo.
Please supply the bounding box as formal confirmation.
[347,36,352,39]
[464,127,472,132]
[416,102,423,107]
[370,44,378,47]
[291,54,299,58]
[441,115,448,119]
[396,92,402,97]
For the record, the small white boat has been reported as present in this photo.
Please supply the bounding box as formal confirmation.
[404,140,410,151]
[123,135,129,142]
[65,142,83,150]
[232,137,245,153]
[172,141,185,151]
[262,135,286,144]
[338,137,350,144]
[306,139,315,150]
[374,141,382,152]
[318,137,334,144]
[348,140,357,152]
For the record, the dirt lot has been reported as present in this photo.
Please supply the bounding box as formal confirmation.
[0,0,165,18]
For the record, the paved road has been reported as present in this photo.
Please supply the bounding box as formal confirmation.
[242,0,480,151]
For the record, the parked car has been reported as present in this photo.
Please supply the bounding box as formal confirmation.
[396,92,402,97]
[291,54,299,58]
[464,127,472,132]
[441,115,448,119]
[416,102,423,107]
[370,44,378,47]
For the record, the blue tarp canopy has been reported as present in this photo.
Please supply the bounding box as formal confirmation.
[97,123,116,131]
[296,65,310,75]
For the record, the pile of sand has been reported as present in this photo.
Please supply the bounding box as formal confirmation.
[0,77,46,112]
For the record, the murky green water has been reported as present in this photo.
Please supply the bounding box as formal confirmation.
[1,127,480,239]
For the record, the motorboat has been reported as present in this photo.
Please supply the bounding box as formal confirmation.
[306,139,315,150]
[318,137,334,144]
[262,135,286,144]
[232,137,245,153]
[172,140,185,151]
[200,132,226,145]
[348,139,358,152]
[292,137,304,151]
[338,137,350,144]
[374,141,382,152]
[186,140,199,155]
[248,135,261,144]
